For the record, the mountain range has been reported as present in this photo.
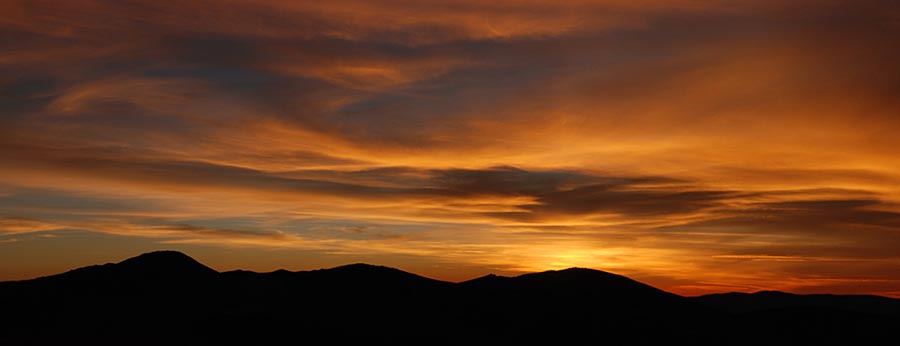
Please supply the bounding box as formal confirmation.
[1,251,896,345]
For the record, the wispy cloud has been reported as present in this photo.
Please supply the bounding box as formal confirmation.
[0,217,65,234]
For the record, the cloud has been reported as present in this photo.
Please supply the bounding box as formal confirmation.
[674,197,900,240]
[648,194,900,294]
[710,255,868,262]
[431,166,598,196]
[0,0,732,44]
[526,184,734,218]
[0,147,739,223]
[0,216,64,234]
[48,77,206,115]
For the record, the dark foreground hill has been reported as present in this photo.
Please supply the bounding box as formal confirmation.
[1,251,897,345]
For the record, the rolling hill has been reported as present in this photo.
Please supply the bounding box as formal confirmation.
[1,251,896,345]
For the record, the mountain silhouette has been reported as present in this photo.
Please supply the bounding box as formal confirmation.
[692,290,900,316]
[115,250,218,276]
[1,251,896,345]
[47,250,216,282]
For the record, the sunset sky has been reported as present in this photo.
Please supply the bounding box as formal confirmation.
[2,0,900,297]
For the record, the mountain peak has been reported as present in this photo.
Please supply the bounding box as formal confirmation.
[116,250,217,277]
[519,267,629,282]
[326,263,429,276]
[511,267,684,302]
[330,263,386,270]
[460,273,511,288]
[317,263,450,289]
[122,250,195,262]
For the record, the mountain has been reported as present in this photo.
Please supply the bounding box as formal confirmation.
[691,290,900,316]
[37,250,216,285]
[0,251,897,345]
[691,291,900,345]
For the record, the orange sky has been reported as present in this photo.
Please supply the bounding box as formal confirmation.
[2,0,900,297]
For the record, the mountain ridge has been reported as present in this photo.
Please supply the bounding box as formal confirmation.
[1,250,896,345]
[5,251,897,302]
[6,250,897,302]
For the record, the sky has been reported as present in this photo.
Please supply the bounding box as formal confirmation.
[2,0,900,297]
